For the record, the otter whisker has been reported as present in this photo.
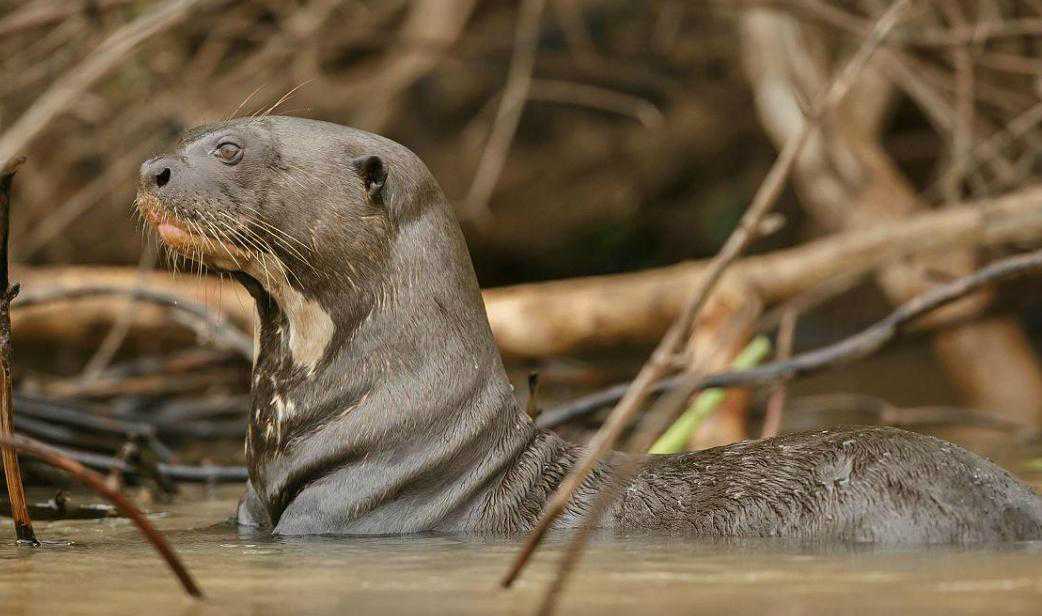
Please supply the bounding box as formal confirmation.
[274,166,310,194]
[276,162,328,193]
[226,84,266,121]
[211,215,274,284]
[251,217,315,257]
[256,80,313,118]
[185,220,217,280]
[235,224,295,290]
[249,226,316,276]
[216,217,293,291]
[186,218,219,255]
[214,209,316,278]
[283,162,335,193]
[206,219,247,272]
[240,216,317,269]
[228,203,314,253]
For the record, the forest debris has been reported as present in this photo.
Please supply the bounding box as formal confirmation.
[461,0,546,226]
[742,6,1042,425]
[14,280,253,359]
[0,0,209,167]
[540,248,1042,428]
[0,492,118,521]
[530,243,1042,615]
[10,184,1042,359]
[503,4,912,599]
[760,309,797,439]
[0,1,138,37]
[683,277,762,448]
[645,250,1042,417]
[30,370,241,400]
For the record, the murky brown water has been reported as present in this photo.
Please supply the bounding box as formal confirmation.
[3,465,1042,615]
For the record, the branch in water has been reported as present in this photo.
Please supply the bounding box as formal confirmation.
[526,246,1042,614]
[0,155,36,545]
[0,432,203,598]
[501,0,914,595]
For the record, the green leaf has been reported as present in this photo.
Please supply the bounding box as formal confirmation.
[649,336,772,454]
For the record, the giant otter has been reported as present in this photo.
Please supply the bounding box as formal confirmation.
[136,116,1042,541]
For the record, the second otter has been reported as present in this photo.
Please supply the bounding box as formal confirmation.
[136,116,1042,540]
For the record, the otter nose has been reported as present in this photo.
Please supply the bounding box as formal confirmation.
[140,158,172,189]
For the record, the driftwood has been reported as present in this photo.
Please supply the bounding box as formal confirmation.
[9,184,1042,359]
[15,285,252,359]
[10,266,253,353]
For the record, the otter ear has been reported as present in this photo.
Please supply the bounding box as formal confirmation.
[352,155,387,202]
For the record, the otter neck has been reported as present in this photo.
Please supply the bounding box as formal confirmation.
[241,202,537,532]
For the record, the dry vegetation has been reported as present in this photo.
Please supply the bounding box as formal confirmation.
[3,0,1042,604]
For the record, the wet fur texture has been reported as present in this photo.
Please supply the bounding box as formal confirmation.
[139,116,1042,542]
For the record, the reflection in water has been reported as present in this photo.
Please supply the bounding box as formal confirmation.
[3,473,1042,615]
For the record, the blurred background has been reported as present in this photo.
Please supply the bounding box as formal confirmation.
[3,0,1042,492]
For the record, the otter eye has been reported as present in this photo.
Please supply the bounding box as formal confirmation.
[214,142,243,164]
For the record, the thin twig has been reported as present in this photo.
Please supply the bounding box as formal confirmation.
[0,433,203,598]
[460,0,546,225]
[14,285,252,359]
[0,0,138,37]
[0,0,210,167]
[534,374,683,429]
[905,17,1042,47]
[50,442,247,483]
[760,308,796,438]
[81,245,159,379]
[936,101,1042,195]
[500,0,912,591]
[532,245,1042,616]
[690,249,1042,392]
[938,1,974,202]
[528,79,665,128]
[0,156,36,545]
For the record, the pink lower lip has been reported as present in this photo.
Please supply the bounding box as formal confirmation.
[157,223,190,242]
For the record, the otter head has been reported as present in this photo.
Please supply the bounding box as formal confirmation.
[135,116,413,378]
[136,116,393,289]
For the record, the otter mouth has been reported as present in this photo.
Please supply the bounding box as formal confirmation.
[135,191,250,268]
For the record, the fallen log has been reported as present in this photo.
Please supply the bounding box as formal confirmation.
[10,185,1042,358]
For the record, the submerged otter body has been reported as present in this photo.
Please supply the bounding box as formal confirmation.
[137,116,1042,542]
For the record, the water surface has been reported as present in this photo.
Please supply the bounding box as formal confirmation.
[3,471,1042,615]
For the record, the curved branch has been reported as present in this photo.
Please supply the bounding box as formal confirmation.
[692,249,1042,394]
[0,433,203,598]
[540,249,1042,426]
[503,0,912,593]
[15,285,252,359]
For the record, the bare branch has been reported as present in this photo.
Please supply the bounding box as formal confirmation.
[531,245,1042,616]
[0,433,203,598]
[0,0,210,167]
[501,0,913,593]
[0,156,35,545]
[460,0,547,225]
